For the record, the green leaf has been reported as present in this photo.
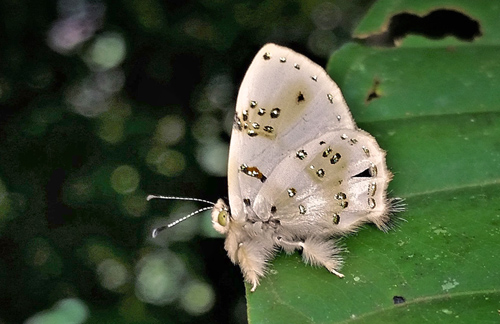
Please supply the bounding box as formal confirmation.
[247,1,500,323]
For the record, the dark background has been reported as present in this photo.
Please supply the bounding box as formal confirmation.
[0,0,374,323]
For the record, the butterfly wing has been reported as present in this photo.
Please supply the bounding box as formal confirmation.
[223,43,396,291]
[228,43,359,221]
[254,128,391,237]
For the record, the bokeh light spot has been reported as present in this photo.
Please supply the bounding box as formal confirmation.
[87,32,126,70]
[204,74,234,107]
[307,29,338,57]
[180,281,215,316]
[135,252,185,305]
[95,69,126,94]
[311,2,342,30]
[97,258,129,291]
[65,79,109,118]
[146,147,185,177]
[110,165,140,194]
[83,239,116,266]
[154,115,186,145]
[196,141,228,176]
[191,114,222,143]
[98,116,125,143]
[122,193,149,218]
[97,103,131,143]
[25,298,89,324]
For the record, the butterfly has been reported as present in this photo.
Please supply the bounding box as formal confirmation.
[150,43,401,292]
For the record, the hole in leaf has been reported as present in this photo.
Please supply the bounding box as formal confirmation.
[393,296,406,304]
[360,9,481,47]
[366,78,381,103]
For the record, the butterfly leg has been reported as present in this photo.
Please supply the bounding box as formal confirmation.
[275,236,302,254]
[236,240,275,292]
[299,237,344,278]
[276,236,344,277]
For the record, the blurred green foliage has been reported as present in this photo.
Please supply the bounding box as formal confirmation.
[0,0,374,323]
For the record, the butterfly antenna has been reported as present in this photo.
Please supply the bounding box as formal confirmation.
[147,195,216,238]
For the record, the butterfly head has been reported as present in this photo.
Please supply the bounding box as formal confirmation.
[211,199,231,235]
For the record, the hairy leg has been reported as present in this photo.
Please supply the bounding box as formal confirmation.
[278,236,344,278]
[236,239,276,292]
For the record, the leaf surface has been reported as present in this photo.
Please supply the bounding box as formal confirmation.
[247,1,500,323]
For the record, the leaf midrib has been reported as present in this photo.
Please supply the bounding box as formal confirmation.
[336,288,500,324]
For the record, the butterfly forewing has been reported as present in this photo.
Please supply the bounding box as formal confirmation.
[228,44,358,221]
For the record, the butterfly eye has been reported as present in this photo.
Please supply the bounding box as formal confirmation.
[218,210,229,226]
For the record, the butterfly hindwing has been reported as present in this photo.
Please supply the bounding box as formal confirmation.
[253,129,391,238]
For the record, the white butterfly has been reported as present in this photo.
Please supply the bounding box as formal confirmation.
[150,43,400,292]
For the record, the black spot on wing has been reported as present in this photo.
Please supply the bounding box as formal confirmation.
[297,91,305,103]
